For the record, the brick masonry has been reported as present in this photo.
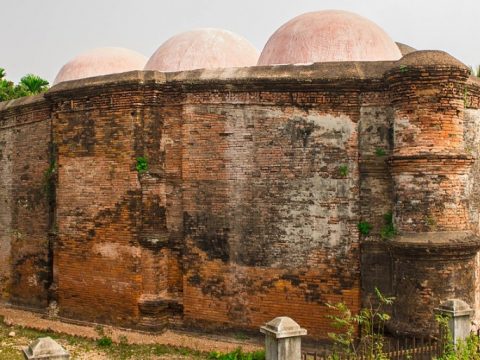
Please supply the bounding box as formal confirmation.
[1,51,480,338]
[0,95,52,309]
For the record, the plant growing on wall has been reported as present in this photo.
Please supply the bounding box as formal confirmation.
[375,148,386,157]
[358,221,373,236]
[136,156,148,173]
[43,160,57,204]
[339,165,348,177]
[380,212,396,240]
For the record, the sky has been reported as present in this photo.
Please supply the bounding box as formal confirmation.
[2,0,479,83]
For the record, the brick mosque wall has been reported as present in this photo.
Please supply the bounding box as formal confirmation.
[463,77,480,326]
[0,95,52,308]
[181,88,361,335]
[387,53,480,335]
[1,51,480,339]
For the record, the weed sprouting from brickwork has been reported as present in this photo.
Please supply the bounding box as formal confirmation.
[358,221,373,236]
[136,156,148,173]
[380,212,396,240]
[43,160,56,203]
[339,165,348,177]
[375,148,386,157]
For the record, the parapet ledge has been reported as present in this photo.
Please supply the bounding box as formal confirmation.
[390,231,480,259]
[45,61,399,97]
[46,70,167,98]
[163,61,395,84]
[0,93,46,113]
[3,50,470,106]
[394,50,468,70]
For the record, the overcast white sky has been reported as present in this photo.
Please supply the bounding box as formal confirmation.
[2,0,478,83]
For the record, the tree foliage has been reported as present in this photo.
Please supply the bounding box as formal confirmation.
[0,68,49,102]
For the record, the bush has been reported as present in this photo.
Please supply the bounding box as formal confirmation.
[96,336,113,347]
[209,348,265,360]
[327,287,394,359]
[435,315,480,360]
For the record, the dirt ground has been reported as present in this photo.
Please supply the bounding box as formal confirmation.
[0,304,263,359]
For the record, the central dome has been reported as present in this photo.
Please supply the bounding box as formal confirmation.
[145,28,259,72]
[258,10,402,65]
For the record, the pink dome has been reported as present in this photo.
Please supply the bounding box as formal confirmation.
[54,47,147,85]
[145,28,259,72]
[258,10,402,65]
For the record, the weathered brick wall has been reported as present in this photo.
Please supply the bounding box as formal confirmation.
[391,239,478,335]
[358,91,395,305]
[464,104,480,326]
[388,56,471,233]
[387,52,480,335]
[46,73,185,329]
[2,52,480,339]
[137,80,185,329]
[0,96,52,308]
[50,87,144,326]
[181,83,361,336]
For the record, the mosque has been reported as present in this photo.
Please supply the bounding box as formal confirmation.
[1,10,480,339]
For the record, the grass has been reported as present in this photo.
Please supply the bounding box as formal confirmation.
[0,317,263,360]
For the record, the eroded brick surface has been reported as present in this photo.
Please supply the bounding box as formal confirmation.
[1,53,480,338]
[0,97,52,308]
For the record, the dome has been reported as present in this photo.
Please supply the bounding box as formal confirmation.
[53,47,147,85]
[144,28,259,72]
[258,10,402,65]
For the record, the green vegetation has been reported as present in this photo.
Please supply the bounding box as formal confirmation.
[209,348,265,360]
[96,336,113,347]
[327,287,394,360]
[399,65,408,73]
[0,68,49,102]
[375,148,386,157]
[425,215,437,230]
[435,314,480,360]
[339,164,348,177]
[0,317,263,360]
[43,159,57,204]
[136,156,148,173]
[380,212,396,240]
[358,221,373,236]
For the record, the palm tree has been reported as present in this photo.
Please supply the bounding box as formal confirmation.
[18,74,49,95]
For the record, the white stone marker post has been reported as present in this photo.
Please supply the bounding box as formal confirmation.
[435,299,473,346]
[23,336,70,360]
[260,316,307,360]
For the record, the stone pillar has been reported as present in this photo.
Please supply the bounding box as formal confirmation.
[436,299,474,345]
[260,317,307,360]
[386,51,480,335]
